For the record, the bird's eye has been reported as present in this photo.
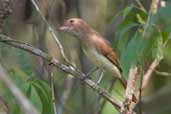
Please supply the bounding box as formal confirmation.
[69,20,74,23]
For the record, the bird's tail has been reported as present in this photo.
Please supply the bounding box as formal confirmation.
[113,68,127,89]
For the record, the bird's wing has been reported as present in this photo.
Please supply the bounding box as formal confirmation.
[93,37,122,72]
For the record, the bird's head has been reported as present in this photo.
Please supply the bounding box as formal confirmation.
[58,18,91,38]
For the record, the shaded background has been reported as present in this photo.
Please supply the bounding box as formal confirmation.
[0,0,171,114]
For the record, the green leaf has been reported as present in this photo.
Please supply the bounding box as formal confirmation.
[115,23,139,53]
[123,5,134,18]
[25,80,42,112]
[136,14,145,25]
[120,32,147,79]
[26,83,32,98]
[31,79,53,114]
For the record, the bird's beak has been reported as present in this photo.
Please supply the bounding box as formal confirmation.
[58,25,68,31]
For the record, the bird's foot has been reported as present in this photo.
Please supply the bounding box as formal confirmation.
[86,67,98,76]
[82,67,98,80]
[96,71,104,84]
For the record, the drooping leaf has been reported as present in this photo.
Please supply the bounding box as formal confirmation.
[31,79,53,114]
[120,32,147,79]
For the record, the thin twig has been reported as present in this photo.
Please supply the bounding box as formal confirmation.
[155,70,171,77]
[163,32,171,47]
[135,0,147,13]
[30,0,70,63]
[49,69,58,114]
[0,34,123,112]
[142,58,162,90]
[0,64,40,114]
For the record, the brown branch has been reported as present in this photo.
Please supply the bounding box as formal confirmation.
[0,64,40,114]
[121,66,138,114]
[0,34,123,112]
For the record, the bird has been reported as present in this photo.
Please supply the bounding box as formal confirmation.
[58,18,127,88]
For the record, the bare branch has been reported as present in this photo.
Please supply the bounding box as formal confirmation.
[142,58,162,90]
[30,0,70,63]
[126,66,138,101]
[121,66,138,114]
[0,34,123,112]
[0,64,40,114]
[155,70,171,77]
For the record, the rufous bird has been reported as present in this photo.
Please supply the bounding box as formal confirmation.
[58,18,127,87]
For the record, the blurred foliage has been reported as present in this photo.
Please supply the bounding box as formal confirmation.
[0,0,171,114]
